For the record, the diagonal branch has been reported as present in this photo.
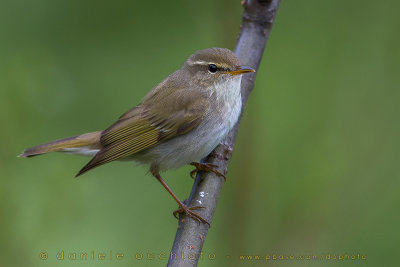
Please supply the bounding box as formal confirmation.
[167,0,282,266]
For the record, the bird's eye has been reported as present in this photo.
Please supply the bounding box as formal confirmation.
[208,64,217,74]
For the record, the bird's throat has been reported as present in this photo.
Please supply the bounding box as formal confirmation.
[212,75,242,108]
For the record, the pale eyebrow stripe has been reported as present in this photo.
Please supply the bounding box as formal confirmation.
[187,60,210,66]
[187,60,230,70]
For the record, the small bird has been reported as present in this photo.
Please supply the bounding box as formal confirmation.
[19,48,255,225]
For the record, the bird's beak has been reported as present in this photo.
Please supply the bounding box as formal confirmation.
[225,66,255,75]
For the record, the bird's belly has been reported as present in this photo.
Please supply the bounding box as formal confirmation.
[134,98,241,171]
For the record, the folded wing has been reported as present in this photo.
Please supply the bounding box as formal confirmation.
[76,85,208,176]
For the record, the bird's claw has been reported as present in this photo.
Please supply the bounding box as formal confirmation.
[173,204,210,226]
[189,162,226,181]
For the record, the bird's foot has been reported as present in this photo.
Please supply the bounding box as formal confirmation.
[173,204,210,226]
[189,162,226,181]
[152,171,210,226]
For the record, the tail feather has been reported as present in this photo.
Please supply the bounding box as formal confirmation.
[19,131,102,158]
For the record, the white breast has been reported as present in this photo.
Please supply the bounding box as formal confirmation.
[137,75,243,171]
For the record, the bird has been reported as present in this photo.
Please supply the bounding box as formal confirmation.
[19,47,255,225]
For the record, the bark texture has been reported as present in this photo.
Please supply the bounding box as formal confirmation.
[168,1,282,266]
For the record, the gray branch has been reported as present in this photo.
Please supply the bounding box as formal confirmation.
[167,0,282,266]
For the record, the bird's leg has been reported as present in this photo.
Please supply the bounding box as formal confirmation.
[152,171,210,226]
[189,162,226,181]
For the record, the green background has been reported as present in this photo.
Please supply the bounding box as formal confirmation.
[1,0,399,266]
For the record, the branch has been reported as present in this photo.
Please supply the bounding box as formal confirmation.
[167,0,282,266]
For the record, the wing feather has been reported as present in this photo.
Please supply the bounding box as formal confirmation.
[76,81,209,176]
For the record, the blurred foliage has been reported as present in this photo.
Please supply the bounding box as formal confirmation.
[1,0,399,266]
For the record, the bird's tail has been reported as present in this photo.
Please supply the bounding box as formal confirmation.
[18,131,102,158]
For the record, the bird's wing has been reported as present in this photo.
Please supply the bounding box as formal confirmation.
[76,84,208,176]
